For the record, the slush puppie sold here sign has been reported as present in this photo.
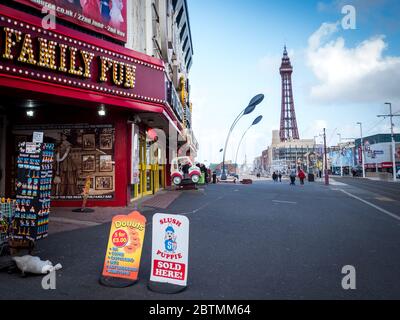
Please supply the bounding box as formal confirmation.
[150,213,189,287]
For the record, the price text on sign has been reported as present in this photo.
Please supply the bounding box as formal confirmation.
[112,230,128,247]
[150,213,189,286]
[102,211,146,281]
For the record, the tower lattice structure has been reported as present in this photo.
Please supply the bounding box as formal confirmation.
[279,46,299,141]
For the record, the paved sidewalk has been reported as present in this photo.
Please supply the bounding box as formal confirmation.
[49,206,135,235]
[140,190,181,209]
[48,190,181,234]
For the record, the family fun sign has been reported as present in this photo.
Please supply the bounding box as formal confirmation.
[0,12,166,104]
[149,214,189,293]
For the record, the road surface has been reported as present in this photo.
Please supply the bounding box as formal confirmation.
[1,178,399,299]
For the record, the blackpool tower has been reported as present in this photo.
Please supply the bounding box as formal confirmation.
[279,46,299,141]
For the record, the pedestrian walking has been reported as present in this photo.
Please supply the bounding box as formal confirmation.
[198,164,207,185]
[298,169,306,185]
[206,168,211,183]
[212,171,217,184]
[278,171,282,182]
[272,171,277,182]
[289,170,296,185]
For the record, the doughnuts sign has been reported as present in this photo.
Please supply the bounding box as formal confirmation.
[102,211,146,281]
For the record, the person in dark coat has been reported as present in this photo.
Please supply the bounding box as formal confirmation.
[212,171,217,184]
[200,164,208,184]
[289,170,296,185]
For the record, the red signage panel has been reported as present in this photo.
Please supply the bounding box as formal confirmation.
[152,260,186,281]
[15,0,127,42]
[0,10,166,106]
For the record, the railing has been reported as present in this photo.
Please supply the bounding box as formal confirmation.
[167,83,184,122]
[185,104,191,129]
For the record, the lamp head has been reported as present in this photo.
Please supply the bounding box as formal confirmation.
[248,94,264,108]
[252,115,263,126]
[244,104,256,115]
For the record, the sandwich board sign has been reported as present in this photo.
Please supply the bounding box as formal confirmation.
[148,213,189,293]
[99,211,146,288]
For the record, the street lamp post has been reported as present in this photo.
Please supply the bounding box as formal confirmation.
[337,133,343,177]
[386,102,396,182]
[323,128,329,185]
[234,115,263,175]
[357,122,366,178]
[221,94,264,180]
[378,103,399,182]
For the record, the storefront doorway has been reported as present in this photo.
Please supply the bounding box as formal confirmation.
[132,134,165,200]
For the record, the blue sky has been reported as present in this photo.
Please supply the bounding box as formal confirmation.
[188,0,400,164]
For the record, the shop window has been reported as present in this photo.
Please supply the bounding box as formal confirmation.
[12,124,116,201]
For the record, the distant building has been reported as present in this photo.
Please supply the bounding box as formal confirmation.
[212,161,237,175]
[355,133,400,174]
[328,141,356,175]
[253,157,263,174]
[261,130,317,175]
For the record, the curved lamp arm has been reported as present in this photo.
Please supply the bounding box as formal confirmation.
[234,115,263,172]
[221,95,264,179]
[221,110,245,174]
[234,125,252,171]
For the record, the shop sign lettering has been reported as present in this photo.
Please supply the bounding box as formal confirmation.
[1,26,136,88]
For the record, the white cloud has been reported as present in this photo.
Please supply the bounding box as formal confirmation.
[306,22,400,105]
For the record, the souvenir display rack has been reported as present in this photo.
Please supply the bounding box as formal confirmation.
[13,142,54,241]
[0,199,15,256]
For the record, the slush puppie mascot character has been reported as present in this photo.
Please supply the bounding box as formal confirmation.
[164,225,177,253]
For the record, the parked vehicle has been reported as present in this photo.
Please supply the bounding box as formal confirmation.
[229,173,239,179]
[170,156,201,186]
[351,166,363,177]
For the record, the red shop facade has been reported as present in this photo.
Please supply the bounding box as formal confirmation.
[0,4,183,207]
